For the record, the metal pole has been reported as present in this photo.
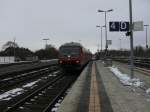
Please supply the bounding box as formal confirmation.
[97,9,113,58]
[97,44,100,53]
[120,38,122,50]
[43,38,49,49]
[146,26,148,48]
[14,38,16,62]
[129,0,134,79]
[46,40,47,48]
[101,26,103,51]
[105,11,108,51]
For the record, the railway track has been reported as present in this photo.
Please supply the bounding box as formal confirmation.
[0,61,58,80]
[112,58,150,76]
[2,74,77,112]
[135,67,150,76]
[112,57,150,69]
[0,65,59,92]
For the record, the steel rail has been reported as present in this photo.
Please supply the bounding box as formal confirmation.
[42,76,76,112]
[135,67,150,76]
[0,62,58,80]
[112,57,150,68]
[0,66,59,91]
[3,75,64,112]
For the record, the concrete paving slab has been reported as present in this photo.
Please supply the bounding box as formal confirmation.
[57,62,92,112]
[96,60,150,112]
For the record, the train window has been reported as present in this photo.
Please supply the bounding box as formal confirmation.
[60,47,81,56]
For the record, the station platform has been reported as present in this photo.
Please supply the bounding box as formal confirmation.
[58,60,150,112]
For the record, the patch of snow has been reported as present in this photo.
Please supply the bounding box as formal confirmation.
[53,71,59,74]
[58,99,62,103]
[109,66,143,87]
[49,74,57,77]
[51,107,58,112]
[51,98,64,112]
[23,79,41,88]
[55,103,60,107]
[34,96,38,99]
[146,99,150,102]
[2,77,12,81]
[40,59,58,62]
[38,93,43,96]
[48,74,53,76]
[0,88,23,101]
[23,80,39,88]
[0,79,41,101]
[30,99,35,101]
[19,106,24,109]
[146,88,150,94]
[25,102,31,104]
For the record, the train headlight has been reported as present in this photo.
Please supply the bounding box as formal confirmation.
[76,60,80,63]
[59,60,63,64]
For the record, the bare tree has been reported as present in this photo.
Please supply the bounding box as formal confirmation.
[2,41,18,50]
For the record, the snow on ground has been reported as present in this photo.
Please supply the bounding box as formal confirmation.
[23,80,39,88]
[51,107,58,112]
[146,88,150,94]
[109,66,143,87]
[0,88,23,101]
[40,59,58,62]
[51,99,63,112]
[0,79,40,101]
[109,66,150,100]
[0,70,59,101]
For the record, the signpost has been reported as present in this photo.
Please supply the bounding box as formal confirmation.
[108,1,143,79]
[133,21,144,31]
[109,20,134,79]
[109,21,129,32]
[120,22,130,31]
[107,40,112,45]
[109,22,120,31]
[109,19,144,79]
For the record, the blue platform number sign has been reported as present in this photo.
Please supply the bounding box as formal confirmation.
[109,22,119,31]
[109,21,129,32]
[120,22,129,31]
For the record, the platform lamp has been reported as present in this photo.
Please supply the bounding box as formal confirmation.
[97,9,113,53]
[144,24,149,48]
[96,25,105,52]
[43,38,49,49]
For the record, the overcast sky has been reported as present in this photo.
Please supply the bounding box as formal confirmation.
[0,0,150,53]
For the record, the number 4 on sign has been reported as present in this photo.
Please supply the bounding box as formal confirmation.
[109,21,129,32]
[111,22,116,29]
[109,22,119,31]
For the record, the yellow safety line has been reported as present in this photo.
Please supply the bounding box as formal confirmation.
[89,63,100,112]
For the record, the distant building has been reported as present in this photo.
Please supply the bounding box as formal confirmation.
[25,56,38,61]
[0,56,15,63]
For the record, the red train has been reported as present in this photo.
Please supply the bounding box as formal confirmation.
[58,42,92,71]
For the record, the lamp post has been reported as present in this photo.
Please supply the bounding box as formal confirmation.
[43,38,49,49]
[78,40,81,43]
[96,25,105,51]
[119,38,122,50]
[98,9,113,54]
[129,0,134,79]
[13,37,16,62]
[144,25,149,48]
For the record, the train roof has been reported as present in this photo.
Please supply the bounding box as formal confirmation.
[60,42,83,47]
[59,42,92,54]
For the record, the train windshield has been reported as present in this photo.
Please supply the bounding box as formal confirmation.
[60,47,81,56]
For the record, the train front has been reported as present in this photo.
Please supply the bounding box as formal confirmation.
[58,45,83,71]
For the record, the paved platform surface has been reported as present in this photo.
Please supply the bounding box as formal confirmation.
[58,60,150,112]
